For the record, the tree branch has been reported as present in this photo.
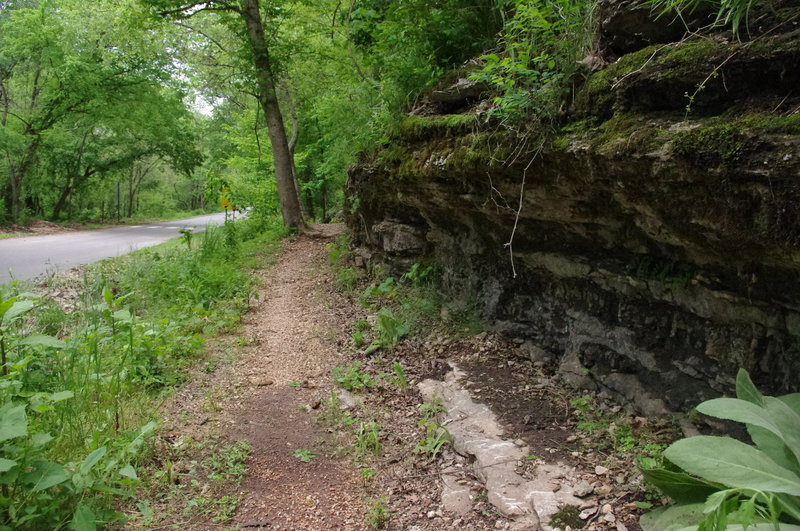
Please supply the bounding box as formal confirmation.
[155,1,240,19]
[174,21,230,53]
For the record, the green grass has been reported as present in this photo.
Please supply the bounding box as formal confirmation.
[0,216,286,529]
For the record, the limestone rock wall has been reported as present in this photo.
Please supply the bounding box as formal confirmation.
[345,17,800,413]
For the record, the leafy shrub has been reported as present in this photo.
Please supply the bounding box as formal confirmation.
[470,0,595,125]
[640,369,800,530]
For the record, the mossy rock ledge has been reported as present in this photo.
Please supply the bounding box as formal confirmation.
[345,27,800,414]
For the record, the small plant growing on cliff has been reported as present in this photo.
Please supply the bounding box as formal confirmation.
[640,369,800,531]
[650,0,762,37]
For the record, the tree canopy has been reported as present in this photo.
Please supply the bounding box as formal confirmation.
[1,0,506,226]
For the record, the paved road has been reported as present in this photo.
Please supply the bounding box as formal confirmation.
[0,212,230,284]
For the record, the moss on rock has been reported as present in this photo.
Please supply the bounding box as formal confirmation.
[391,114,478,141]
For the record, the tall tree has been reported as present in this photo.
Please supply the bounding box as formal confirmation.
[144,0,305,229]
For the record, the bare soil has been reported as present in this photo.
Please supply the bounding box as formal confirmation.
[0,219,72,238]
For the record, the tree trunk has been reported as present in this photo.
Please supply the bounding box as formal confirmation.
[127,168,135,218]
[6,137,39,222]
[282,82,307,218]
[52,179,73,220]
[240,0,304,229]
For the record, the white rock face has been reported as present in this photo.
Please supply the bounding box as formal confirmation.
[419,364,583,531]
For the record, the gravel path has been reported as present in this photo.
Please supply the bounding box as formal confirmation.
[226,224,368,529]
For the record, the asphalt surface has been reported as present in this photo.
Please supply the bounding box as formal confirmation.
[0,212,230,284]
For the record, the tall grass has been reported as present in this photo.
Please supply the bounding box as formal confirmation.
[0,217,285,529]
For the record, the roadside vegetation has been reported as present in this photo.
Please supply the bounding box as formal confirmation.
[0,216,285,529]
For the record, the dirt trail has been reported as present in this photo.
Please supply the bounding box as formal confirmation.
[223,224,367,529]
[142,223,363,531]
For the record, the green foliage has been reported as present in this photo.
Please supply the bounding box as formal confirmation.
[650,0,762,36]
[333,362,375,392]
[0,0,202,223]
[0,219,280,528]
[360,467,377,483]
[365,496,390,529]
[470,0,595,126]
[361,277,398,302]
[550,504,583,528]
[388,361,409,392]
[415,397,450,458]
[415,420,451,459]
[569,394,669,461]
[292,448,315,463]
[355,421,382,456]
[640,369,800,531]
[419,398,446,421]
[400,263,435,286]
[201,440,251,482]
[365,307,410,354]
[327,235,360,291]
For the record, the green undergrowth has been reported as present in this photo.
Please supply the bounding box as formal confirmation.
[565,391,682,508]
[0,217,285,529]
[319,361,451,530]
[328,234,480,347]
[130,435,251,527]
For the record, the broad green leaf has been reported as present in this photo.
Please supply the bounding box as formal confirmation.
[777,493,800,521]
[0,403,27,442]
[748,425,798,471]
[0,458,17,473]
[703,488,738,513]
[674,526,800,531]
[126,421,158,454]
[72,472,89,490]
[102,287,113,307]
[2,300,34,324]
[780,393,800,416]
[664,436,800,495]
[113,309,132,322]
[736,369,763,405]
[50,391,75,402]
[80,446,107,475]
[640,503,705,531]
[640,468,722,503]
[762,396,800,463]
[70,503,96,531]
[0,298,14,321]
[696,398,781,438]
[30,432,54,446]
[24,460,69,491]
[20,334,65,349]
[119,464,137,479]
[92,482,128,496]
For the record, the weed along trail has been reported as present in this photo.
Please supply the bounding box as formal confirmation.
[227,225,367,528]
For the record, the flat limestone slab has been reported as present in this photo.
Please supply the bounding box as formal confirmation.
[419,364,583,531]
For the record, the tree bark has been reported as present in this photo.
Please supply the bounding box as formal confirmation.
[240,0,304,229]
[282,82,307,218]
